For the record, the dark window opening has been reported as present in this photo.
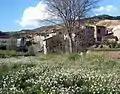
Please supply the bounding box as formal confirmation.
[97,37,102,41]
[59,32,62,34]
[97,29,101,34]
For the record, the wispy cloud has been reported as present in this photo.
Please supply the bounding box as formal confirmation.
[94,5,118,15]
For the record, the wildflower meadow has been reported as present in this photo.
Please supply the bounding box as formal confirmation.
[0,52,120,94]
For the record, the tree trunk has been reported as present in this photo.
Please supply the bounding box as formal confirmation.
[68,34,73,53]
[43,40,47,54]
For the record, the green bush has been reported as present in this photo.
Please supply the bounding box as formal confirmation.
[108,42,116,48]
[27,45,36,56]
[68,53,80,61]
[39,54,57,61]
[115,43,120,48]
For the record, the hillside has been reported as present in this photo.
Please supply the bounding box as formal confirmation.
[96,20,120,29]
[1,15,120,35]
[31,15,120,33]
[88,15,120,21]
[83,15,120,25]
[30,15,120,32]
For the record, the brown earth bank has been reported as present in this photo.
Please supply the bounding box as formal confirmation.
[103,51,120,59]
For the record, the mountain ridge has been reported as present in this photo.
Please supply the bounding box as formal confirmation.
[0,14,120,35]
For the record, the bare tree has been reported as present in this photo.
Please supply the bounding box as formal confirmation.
[44,0,99,53]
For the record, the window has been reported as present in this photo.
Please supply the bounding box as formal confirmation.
[97,37,101,41]
[59,32,62,34]
[97,29,101,34]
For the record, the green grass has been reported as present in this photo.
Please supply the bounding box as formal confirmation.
[0,52,120,94]
[0,50,25,57]
[90,48,120,51]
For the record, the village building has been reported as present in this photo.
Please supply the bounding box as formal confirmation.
[18,25,108,54]
[0,24,109,54]
[112,25,120,43]
[96,20,120,43]
[41,25,108,54]
[88,25,108,43]
[0,36,10,49]
[0,35,17,50]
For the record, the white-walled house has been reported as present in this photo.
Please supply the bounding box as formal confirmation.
[112,25,120,43]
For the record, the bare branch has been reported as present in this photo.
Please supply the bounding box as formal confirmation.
[44,0,99,52]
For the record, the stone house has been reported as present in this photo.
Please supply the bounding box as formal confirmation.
[0,36,10,49]
[36,25,108,54]
[13,24,108,54]
[42,25,95,54]
[0,36,17,50]
[89,25,108,43]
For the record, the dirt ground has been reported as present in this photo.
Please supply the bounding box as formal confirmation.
[104,51,120,59]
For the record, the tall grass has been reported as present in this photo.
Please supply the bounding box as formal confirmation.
[0,52,120,94]
[0,50,25,58]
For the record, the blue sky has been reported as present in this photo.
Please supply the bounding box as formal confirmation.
[0,0,120,32]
